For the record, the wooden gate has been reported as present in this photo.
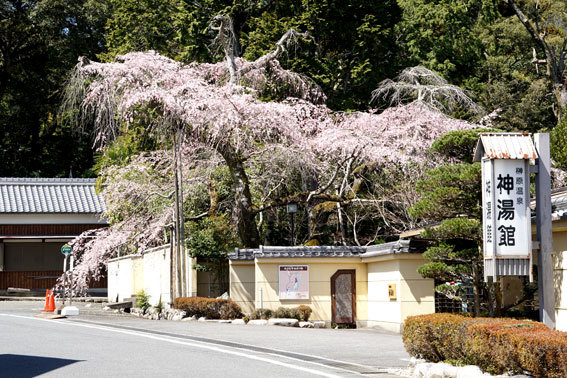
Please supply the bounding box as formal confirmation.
[331,269,356,326]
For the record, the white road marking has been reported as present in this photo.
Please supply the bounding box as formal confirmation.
[0,314,342,378]
[72,317,387,373]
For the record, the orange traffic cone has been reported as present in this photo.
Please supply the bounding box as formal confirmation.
[41,289,50,312]
[46,290,56,312]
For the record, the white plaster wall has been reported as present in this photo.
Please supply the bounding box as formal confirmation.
[365,255,434,333]
[142,246,171,306]
[366,260,402,332]
[107,255,141,302]
[554,250,567,331]
[108,246,171,305]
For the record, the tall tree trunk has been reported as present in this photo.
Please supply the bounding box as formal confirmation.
[208,179,219,217]
[219,147,260,248]
[494,280,503,317]
[552,83,567,124]
[473,260,481,317]
[506,0,567,124]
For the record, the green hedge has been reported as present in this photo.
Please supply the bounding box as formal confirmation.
[173,297,242,320]
[403,313,567,377]
[249,305,313,321]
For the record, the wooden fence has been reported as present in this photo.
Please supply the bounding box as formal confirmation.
[0,271,107,290]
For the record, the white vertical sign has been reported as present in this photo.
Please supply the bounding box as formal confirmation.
[482,158,494,258]
[482,159,531,258]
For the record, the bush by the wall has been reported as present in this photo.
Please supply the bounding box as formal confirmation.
[274,307,296,319]
[173,297,242,320]
[250,306,313,321]
[136,289,151,312]
[296,305,312,321]
[403,313,567,377]
[249,308,273,320]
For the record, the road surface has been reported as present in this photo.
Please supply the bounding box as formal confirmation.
[0,300,410,377]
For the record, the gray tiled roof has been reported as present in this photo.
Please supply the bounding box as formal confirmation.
[230,245,366,260]
[529,186,567,220]
[229,241,429,261]
[361,239,428,258]
[0,177,106,214]
[550,187,567,220]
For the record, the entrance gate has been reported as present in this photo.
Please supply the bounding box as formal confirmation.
[331,269,356,326]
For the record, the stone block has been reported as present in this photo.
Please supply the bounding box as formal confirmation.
[425,363,457,378]
[268,318,299,327]
[313,321,326,328]
[299,321,314,328]
[103,301,133,310]
[61,306,80,316]
[248,319,268,325]
[232,319,246,325]
[456,366,484,378]
[412,363,433,378]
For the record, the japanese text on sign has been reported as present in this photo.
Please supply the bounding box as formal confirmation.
[482,159,530,257]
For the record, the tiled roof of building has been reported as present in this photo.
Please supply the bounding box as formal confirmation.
[527,186,567,220]
[0,177,105,214]
[228,242,428,261]
[361,239,428,258]
[229,245,366,260]
[548,187,567,220]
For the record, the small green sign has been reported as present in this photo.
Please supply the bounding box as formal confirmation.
[61,244,72,256]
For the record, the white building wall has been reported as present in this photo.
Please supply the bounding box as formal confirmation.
[142,246,171,306]
[364,255,434,333]
[107,245,171,306]
[107,254,141,302]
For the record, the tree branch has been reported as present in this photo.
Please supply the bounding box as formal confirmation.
[238,28,312,77]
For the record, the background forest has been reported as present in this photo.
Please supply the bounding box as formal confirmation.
[3,0,563,177]
[5,1,567,303]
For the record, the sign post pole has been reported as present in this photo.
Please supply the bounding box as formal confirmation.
[535,133,555,329]
[63,254,68,305]
[70,255,74,306]
[60,244,78,316]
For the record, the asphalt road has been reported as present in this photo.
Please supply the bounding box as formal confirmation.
[0,300,410,378]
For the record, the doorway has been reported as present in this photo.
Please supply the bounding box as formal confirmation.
[331,269,356,326]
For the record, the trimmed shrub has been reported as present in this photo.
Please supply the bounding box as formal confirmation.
[173,297,242,320]
[296,305,312,321]
[274,307,296,319]
[250,308,273,320]
[136,289,151,312]
[249,305,313,321]
[403,313,567,377]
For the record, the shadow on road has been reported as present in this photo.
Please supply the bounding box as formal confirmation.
[0,354,82,377]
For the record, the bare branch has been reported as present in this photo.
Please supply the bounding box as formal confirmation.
[209,14,239,84]
[371,66,482,115]
[238,28,312,77]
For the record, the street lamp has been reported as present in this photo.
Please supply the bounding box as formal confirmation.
[286,203,298,246]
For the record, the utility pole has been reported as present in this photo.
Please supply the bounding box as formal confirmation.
[173,131,182,298]
[535,133,555,329]
[177,128,186,297]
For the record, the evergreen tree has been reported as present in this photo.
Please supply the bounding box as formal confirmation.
[410,129,498,316]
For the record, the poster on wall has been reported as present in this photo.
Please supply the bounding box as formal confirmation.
[278,265,309,300]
